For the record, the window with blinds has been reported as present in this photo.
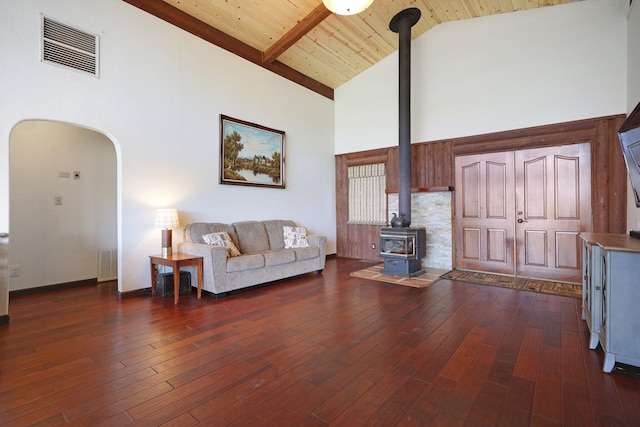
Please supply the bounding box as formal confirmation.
[348,163,387,224]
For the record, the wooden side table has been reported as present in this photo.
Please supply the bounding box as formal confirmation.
[149,253,203,304]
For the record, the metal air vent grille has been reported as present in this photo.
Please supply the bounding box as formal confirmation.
[42,15,99,76]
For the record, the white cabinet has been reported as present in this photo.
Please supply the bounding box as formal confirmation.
[580,233,640,373]
[581,237,601,349]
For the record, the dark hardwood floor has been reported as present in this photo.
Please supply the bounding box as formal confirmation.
[1,257,639,426]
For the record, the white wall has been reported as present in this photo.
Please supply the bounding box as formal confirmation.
[10,121,117,291]
[0,0,336,315]
[335,0,628,154]
[627,1,640,231]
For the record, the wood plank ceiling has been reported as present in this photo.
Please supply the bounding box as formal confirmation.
[123,0,571,99]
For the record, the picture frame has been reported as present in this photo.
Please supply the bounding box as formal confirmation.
[219,115,285,189]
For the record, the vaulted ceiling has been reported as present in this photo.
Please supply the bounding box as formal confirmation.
[123,0,571,99]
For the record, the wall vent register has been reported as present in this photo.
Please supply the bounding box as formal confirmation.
[42,15,99,77]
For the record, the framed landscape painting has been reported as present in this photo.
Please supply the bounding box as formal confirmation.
[219,115,285,189]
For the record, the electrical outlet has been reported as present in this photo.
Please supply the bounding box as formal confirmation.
[9,265,21,277]
[371,243,376,249]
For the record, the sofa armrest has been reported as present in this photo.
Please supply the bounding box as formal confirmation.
[178,242,227,293]
[308,235,327,270]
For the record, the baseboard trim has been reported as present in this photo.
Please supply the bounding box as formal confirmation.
[118,288,147,299]
[9,278,98,297]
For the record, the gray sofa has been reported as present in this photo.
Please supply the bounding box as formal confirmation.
[178,219,326,295]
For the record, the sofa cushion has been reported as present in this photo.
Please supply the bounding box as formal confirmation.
[232,221,270,253]
[184,222,239,247]
[263,220,295,250]
[202,231,241,257]
[262,249,296,266]
[226,253,265,272]
[293,246,320,261]
[283,226,310,249]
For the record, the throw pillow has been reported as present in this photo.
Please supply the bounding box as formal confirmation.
[202,231,241,257]
[283,226,310,249]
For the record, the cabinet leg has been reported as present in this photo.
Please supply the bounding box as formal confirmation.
[603,353,615,373]
[588,333,599,350]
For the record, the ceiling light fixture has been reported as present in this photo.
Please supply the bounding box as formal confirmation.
[323,0,374,16]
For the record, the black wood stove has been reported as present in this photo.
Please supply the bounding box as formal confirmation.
[380,227,426,277]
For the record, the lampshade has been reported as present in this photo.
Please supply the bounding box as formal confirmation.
[323,0,374,15]
[154,208,179,229]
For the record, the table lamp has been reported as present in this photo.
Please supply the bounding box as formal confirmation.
[154,208,179,257]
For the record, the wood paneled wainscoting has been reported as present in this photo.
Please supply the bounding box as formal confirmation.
[336,142,454,262]
[335,115,627,264]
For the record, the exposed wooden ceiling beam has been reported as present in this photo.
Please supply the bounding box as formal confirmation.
[263,4,333,64]
[121,0,334,99]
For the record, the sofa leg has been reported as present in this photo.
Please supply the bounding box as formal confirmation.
[317,269,323,274]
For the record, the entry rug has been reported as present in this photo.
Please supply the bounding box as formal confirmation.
[350,265,450,288]
[441,269,582,298]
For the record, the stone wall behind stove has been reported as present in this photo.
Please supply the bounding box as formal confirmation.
[388,191,452,270]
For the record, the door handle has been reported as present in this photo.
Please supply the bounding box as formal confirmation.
[517,219,525,223]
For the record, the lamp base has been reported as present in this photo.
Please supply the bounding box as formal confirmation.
[161,229,173,258]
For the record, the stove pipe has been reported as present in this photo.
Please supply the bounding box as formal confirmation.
[390,8,421,228]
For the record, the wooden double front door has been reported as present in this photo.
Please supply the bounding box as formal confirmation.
[454,143,591,283]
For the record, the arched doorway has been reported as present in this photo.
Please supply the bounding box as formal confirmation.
[8,120,118,293]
